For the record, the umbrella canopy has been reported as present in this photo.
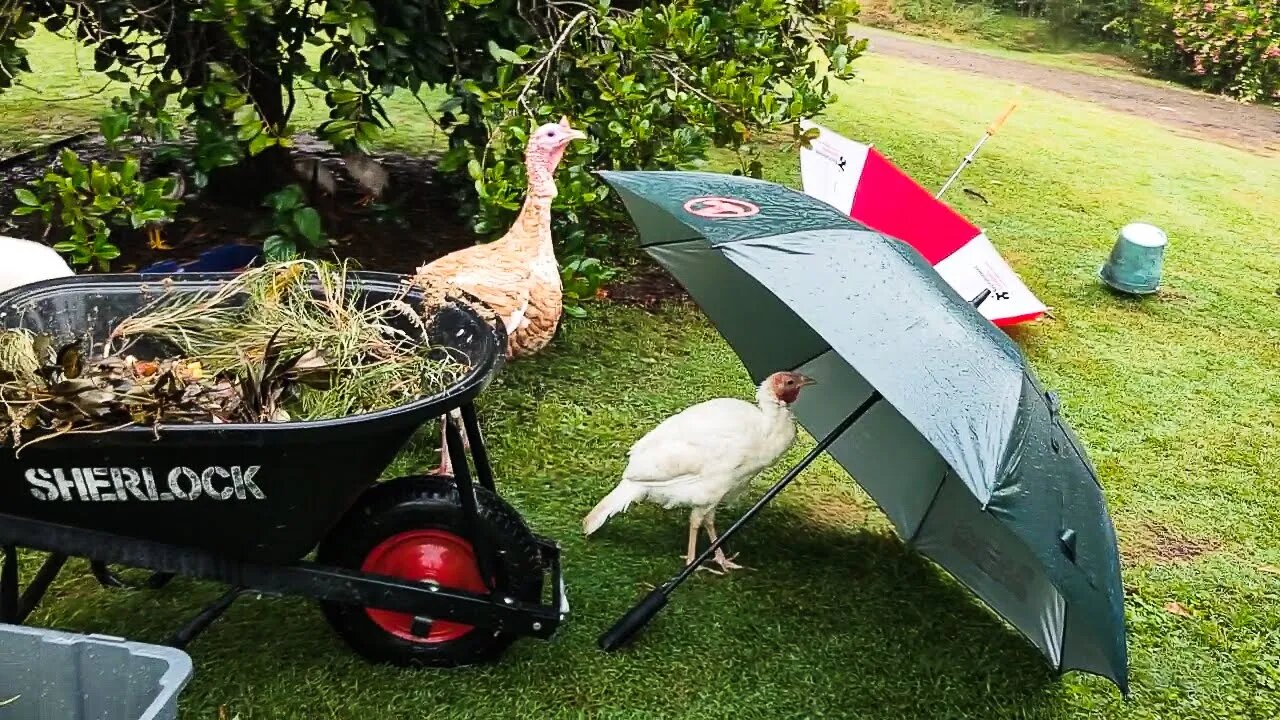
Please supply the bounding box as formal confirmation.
[797,120,1047,327]
[596,169,1128,693]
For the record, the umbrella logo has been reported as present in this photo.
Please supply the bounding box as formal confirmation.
[683,196,761,219]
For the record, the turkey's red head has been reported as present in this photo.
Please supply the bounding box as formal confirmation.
[766,371,817,405]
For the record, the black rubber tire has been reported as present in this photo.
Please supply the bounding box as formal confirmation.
[315,474,544,668]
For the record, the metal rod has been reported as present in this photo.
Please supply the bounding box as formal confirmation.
[16,553,67,624]
[599,390,885,651]
[166,586,246,649]
[0,545,17,623]
[460,402,496,492]
[445,419,503,593]
[0,511,564,639]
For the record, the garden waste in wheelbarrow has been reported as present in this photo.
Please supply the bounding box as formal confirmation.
[0,271,567,668]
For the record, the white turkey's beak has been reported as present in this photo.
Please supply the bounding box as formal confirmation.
[797,374,817,387]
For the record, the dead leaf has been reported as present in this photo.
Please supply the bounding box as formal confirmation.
[1164,601,1193,618]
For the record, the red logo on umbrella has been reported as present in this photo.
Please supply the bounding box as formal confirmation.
[683,197,760,219]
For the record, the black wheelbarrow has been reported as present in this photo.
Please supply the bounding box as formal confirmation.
[0,271,567,667]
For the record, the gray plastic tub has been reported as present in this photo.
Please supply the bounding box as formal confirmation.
[0,624,192,720]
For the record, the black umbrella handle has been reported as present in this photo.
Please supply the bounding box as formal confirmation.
[598,390,885,651]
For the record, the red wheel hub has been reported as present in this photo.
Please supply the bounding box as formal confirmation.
[361,529,486,643]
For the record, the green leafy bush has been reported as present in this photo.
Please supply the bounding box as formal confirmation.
[3,0,861,303]
[1126,0,1280,102]
[440,0,864,293]
[260,185,327,261]
[12,149,180,270]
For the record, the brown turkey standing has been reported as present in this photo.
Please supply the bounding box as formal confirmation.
[412,117,586,476]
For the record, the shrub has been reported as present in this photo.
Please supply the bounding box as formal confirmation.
[12,149,180,270]
[1134,0,1280,102]
[441,0,864,271]
[3,0,863,293]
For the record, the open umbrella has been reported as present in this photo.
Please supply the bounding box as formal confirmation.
[594,170,1128,694]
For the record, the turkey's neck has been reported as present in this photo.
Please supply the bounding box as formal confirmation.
[755,384,794,426]
[511,155,557,255]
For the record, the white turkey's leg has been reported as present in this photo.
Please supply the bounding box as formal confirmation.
[688,507,723,575]
[685,511,702,566]
[704,510,747,571]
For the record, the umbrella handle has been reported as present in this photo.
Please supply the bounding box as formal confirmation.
[598,588,669,651]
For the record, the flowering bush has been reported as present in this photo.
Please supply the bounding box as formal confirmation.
[1127,0,1280,101]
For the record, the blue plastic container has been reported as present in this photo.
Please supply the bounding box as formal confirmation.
[0,624,192,720]
[1099,222,1167,294]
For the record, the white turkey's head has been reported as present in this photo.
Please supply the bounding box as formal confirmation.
[525,117,587,198]
[761,371,817,406]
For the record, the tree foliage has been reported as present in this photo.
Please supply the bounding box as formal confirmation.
[1,0,865,273]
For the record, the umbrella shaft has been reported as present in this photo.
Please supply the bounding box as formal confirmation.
[666,390,885,590]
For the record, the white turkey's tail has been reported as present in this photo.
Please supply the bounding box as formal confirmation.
[582,480,645,536]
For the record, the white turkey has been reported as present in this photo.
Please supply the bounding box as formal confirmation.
[0,236,74,295]
[583,371,816,573]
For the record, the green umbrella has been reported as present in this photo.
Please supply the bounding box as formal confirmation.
[595,170,1128,694]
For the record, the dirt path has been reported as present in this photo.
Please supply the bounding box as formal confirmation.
[859,28,1280,156]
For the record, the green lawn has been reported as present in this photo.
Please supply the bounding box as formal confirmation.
[5,30,1280,720]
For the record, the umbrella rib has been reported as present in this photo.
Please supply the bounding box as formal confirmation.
[638,236,701,249]
[787,345,832,374]
[905,470,950,545]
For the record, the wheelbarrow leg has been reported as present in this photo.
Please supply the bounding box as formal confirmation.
[166,586,246,649]
[17,553,67,624]
[436,409,470,478]
[445,419,505,592]
[1,545,17,623]
[460,403,495,493]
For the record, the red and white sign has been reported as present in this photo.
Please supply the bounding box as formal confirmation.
[798,120,1046,327]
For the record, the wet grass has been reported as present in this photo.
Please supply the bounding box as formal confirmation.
[4,29,1280,720]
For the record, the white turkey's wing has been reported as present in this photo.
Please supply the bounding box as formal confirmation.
[622,398,761,485]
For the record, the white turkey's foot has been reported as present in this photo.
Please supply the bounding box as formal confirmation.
[682,553,722,575]
[714,550,748,571]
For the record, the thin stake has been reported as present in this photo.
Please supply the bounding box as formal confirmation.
[937,100,1018,200]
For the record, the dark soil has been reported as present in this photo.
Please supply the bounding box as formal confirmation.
[601,261,690,310]
[1120,520,1221,566]
[0,134,479,274]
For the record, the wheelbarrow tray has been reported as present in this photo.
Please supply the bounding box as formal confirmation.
[0,272,501,564]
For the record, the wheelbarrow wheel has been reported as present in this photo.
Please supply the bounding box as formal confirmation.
[315,474,544,668]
